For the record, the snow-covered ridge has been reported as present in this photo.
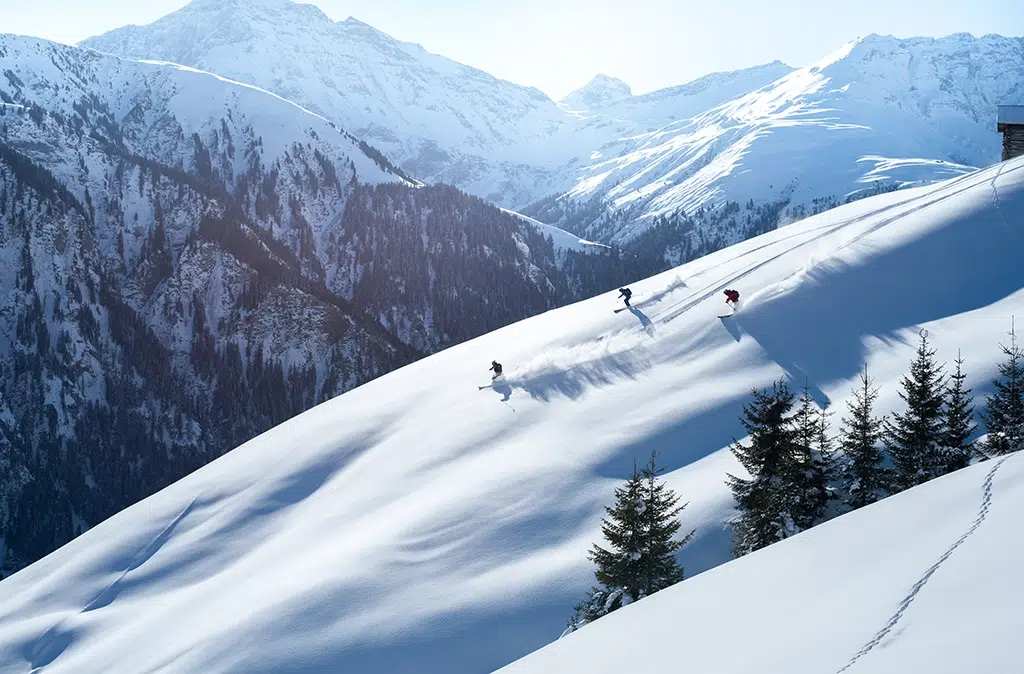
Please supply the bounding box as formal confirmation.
[560,74,633,111]
[84,8,1022,251]
[1,33,407,188]
[502,209,611,252]
[2,152,1021,673]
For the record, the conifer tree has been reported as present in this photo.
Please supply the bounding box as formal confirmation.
[727,379,800,557]
[885,332,947,492]
[838,365,891,510]
[942,351,976,471]
[980,323,1024,456]
[636,452,694,594]
[578,451,692,625]
[790,383,836,529]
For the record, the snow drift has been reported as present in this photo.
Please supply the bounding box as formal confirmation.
[0,157,1022,673]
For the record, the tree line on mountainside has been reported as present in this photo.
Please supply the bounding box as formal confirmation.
[567,325,1023,632]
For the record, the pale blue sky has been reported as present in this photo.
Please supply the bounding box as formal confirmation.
[5,0,1022,99]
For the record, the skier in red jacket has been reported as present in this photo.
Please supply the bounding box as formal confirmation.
[724,289,740,310]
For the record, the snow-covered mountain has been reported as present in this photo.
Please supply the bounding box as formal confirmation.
[500,451,1024,674]
[80,0,570,206]
[80,0,793,208]
[539,33,1023,246]
[560,74,633,111]
[0,33,652,574]
[2,153,1021,672]
[84,5,1022,258]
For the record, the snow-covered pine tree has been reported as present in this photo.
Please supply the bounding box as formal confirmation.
[726,379,800,557]
[579,451,692,625]
[942,351,976,471]
[885,332,947,492]
[838,364,891,510]
[790,383,836,530]
[980,322,1024,456]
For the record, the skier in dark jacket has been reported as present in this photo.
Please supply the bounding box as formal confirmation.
[618,287,633,307]
[489,360,503,380]
[724,289,740,310]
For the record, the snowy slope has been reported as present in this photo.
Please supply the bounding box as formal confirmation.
[501,451,1024,674]
[80,0,792,208]
[1,157,1022,674]
[560,33,1023,243]
[560,75,634,111]
[560,61,794,126]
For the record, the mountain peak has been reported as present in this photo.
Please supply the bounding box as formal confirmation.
[561,74,632,109]
[179,0,330,24]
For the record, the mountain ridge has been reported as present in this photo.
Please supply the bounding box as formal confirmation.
[80,2,799,208]
[83,7,1022,261]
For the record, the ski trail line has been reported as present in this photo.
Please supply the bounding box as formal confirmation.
[82,494,200,612]
[989,161,1022,243]
[835,456,1010,674]
[26,494,201,671]
[657,170,995,326]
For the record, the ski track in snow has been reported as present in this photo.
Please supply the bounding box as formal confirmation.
[835,456,1011,673]
[989,161,1019,244]
[656,165,1014,326]
[25,495,201,670]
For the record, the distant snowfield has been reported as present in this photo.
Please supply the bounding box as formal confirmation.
[501,452,1024,674]
[0,158,1022,673]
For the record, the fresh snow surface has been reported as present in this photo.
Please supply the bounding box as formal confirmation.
[501,452,1024,674]
[1,157,1023,673]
